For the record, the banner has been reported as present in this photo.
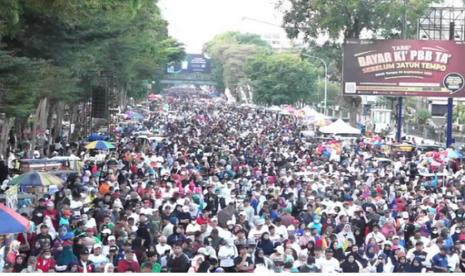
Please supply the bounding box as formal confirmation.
[343,39,465,97]
[167,54,212,74]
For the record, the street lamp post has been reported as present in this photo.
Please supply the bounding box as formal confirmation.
[301,54,328,116]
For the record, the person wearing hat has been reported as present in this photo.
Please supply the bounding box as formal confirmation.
[77,248,95,273]
[102,235,117,257]
[89,243,109,272]
[248,218,267,241]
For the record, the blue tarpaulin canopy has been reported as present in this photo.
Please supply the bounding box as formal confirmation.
[88,133,109,142]
[0,204,31,234]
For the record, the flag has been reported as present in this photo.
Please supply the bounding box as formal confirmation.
[5,185,18,210]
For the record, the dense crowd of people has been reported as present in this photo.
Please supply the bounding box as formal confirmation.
[1,95,465,273]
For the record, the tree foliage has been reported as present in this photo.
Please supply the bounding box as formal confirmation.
[416,108,431,124]
[0,0,184,117]
[280,0,438,41]
[280,0,437,124]
[0,0,184,156]
[246,53,318,106]
[203,32,271,100]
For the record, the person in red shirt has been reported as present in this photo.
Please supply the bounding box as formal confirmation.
[44,202,59,229]
[37,249,56,272]
[196,210,211,225]
[117,250,141,272]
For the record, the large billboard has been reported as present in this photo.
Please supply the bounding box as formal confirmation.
[343,39,465,97]
[167,54,212,74]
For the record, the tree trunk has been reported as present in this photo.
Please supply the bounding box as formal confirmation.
[68,104,78,142]
[349,100,357,126]
[0,117,13,160]
[54,102,65,142]
[30,98,48,158]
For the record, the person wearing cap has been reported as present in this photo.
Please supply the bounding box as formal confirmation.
[248,218,267,241]
[89,243,109,272]
[77,248,95,273]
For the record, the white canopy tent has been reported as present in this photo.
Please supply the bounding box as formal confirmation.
[319,119,361,135]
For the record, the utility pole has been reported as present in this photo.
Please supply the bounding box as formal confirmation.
[396,0,408,143]
[446,21,455,148]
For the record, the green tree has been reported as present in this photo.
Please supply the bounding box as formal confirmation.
[416,108,431,124]
[0,0,184,154]
[246,53,318,106]
[314,80,340,106]
[280,0,437,41]
[204,32,270,101]
[281,0,437,124]
[454,104,465,125]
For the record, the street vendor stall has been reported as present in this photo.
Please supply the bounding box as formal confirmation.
[319,119,361,136]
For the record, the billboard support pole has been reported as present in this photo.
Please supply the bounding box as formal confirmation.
[446,21,455,148]
[396,0,408,143]
[396,98,403,142]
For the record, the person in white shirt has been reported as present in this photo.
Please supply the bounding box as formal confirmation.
[365,225,386,245]
[140,200,155,215]
[447,248,460,272]
[88,244,109,272]
[248,219,268,241]
[273,218,289,240]
[217,239,237,272]
[155,236,172,256]
[186,220,201,240]
[317,250,341,273]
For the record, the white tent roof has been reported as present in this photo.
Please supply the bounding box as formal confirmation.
[319,119,361,135]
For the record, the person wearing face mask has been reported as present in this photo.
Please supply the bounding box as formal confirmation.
[218,238,237,272]
[36,249,56,272]
[21,256,43,273]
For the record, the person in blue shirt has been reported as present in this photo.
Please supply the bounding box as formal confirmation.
[431,246,449,273]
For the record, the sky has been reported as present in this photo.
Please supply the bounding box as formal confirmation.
[158,0,285,53]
